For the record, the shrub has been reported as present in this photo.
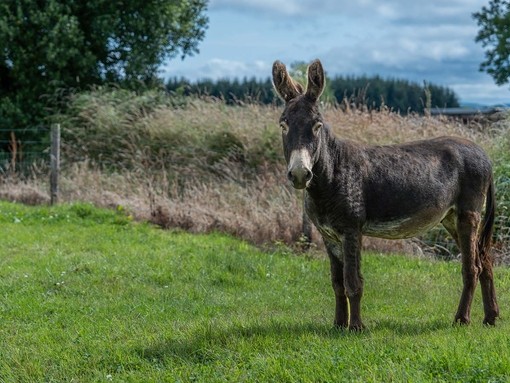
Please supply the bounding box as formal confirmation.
[491,127,510,247]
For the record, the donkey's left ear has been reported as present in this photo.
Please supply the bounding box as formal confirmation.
[305,59,325,102]
[272,60,303,103]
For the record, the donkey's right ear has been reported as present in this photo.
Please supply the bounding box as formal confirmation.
[272,60,303,103]
[305,59,325,102]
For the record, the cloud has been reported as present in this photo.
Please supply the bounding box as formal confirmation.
[161,0,508,103]
[162,58,271,81]
[209,0,303,16]
[209,0,486,24]
[206,0,486,75]
[451,79,510,104]
[200,59,270,79]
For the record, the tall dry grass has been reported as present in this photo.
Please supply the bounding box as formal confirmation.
[1,90,509,260]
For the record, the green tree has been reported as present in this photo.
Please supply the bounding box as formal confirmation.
[0,0,208,134]
[474,0,510,86]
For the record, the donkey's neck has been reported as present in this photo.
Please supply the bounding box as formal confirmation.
[305,126,367,228]
[308,126,343,192]
[307,126,363,198]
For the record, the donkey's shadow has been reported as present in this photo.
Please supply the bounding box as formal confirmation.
[138,318,449,364]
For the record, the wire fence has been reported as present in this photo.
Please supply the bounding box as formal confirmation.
[0,127,51,174]
[0,125,60,204]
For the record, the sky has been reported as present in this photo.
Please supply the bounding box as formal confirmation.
[161,0,509,106]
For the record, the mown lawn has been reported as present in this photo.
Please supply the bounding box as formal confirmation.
[0,201,509,382]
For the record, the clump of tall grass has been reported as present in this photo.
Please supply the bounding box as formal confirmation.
[3,88,509,258]
[57,87,282,179]
[489,123,510,257]
[58,88,491,177]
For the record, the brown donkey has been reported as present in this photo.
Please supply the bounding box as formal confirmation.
[272,59,499,330]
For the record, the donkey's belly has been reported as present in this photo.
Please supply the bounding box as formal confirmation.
[362,208,452,239]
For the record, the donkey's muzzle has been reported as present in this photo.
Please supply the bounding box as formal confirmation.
[287,166,313,189]
[287,149,313,189]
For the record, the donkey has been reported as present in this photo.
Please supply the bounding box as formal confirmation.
[272,59,499,330]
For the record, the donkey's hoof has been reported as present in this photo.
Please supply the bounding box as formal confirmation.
[333,321,349,329]
[348,321,366,332]
[453,315,470,326]
[483,316,497,326]
[334,315,349,329]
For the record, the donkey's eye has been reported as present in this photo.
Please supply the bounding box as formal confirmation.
[313,122,323,135]
[280,122,289,134]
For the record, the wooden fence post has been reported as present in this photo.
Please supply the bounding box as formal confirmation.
[50,123,60,205]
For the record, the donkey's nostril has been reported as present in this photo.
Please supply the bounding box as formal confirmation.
[304,169,313,182]
[287,170,294,182]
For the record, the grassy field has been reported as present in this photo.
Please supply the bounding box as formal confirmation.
[1,201,510,382]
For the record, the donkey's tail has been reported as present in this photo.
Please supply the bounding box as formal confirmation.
[478,176,495,262]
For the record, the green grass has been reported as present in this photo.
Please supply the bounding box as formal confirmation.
[1,201,509,382]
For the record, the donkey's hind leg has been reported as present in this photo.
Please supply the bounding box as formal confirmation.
[453,210,482,325]
[479,257,499,325]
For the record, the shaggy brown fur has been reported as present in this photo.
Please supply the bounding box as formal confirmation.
[273,59,499,330]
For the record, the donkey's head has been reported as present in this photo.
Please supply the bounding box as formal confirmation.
[272,59,326,189]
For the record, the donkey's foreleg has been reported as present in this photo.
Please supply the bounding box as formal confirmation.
[455,211,482,325]
[326,241,349,328]
[343,231,365,330]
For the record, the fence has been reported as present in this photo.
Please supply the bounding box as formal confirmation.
[0,127,47,171]
[430,106,508,124]
[0,124,60,204]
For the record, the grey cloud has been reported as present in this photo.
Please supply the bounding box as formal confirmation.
[209,0,487,24]
[164,0,505,103]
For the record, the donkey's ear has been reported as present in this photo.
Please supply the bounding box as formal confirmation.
[272,60,303,103]
[305,59,325,102]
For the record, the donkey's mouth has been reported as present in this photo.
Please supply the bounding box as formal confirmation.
[290,179,311,190]
[287,166,313,190]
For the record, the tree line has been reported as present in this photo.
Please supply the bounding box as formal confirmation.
[166,75,460,114]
